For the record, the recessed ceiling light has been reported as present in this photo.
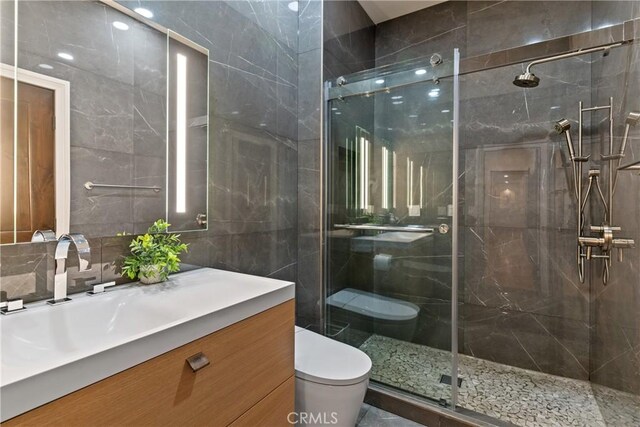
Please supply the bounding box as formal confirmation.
[391,96,403,100]
[134,7,153,18]
[38,63,53,70]
[259,123,267,127]
[428,90,439,98]
[387,128,393,131]
[392,101,403,105]
[550,106,561,110]
[375,79,385,84]
[331,107,338,111]
[112,21,129,31]
[409,115,418,118]
[441,109,450,113]
[505,181,509,184]
[288,1,299,12]
[57,52,74,61]
[504,174,509,178]
[415,69,427,75]
[334,112,342,115]
[231,111,240,115]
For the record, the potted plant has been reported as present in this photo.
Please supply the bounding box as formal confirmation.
[121,219,189,284]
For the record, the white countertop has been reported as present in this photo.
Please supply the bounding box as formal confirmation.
[0,268,294,421]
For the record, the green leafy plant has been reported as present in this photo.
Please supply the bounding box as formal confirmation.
[121,219,189,282]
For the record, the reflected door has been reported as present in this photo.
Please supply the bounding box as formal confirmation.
[0,77,55,243]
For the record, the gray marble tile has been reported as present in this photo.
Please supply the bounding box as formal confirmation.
[0,241,54,302]
[357,404,423,427]
[69,146,134,235]
[466,1,592,57]
[298,51,322,141]
[18,1,135,85]
[375,1,467,67]
[298,0,322,54]
[0,0,15,65]
[323,0,375,81]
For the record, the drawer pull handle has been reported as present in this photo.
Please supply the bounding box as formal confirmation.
[186,352,210,372]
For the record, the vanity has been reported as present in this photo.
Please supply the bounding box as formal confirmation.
[1,268,295,426]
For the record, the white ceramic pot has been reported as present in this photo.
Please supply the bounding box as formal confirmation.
[138,264,164,285]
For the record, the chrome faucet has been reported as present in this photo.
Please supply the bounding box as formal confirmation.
[48,234,92,305]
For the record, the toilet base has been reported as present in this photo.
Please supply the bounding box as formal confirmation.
[295,377,369,427]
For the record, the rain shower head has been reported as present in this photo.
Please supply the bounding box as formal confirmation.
[513,72,540,88]
[555,119,571,134]
[626,111,640,126]
[512,42,623,88]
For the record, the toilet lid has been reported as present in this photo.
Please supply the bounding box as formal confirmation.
[327,288,420,321]
[295,327,372,386]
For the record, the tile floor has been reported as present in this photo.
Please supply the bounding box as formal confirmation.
[360,334,640,427]
[356,404,423,427]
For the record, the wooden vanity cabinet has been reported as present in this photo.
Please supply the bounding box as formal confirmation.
[4,300,295,427]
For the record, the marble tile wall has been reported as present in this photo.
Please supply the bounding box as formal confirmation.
[588,0,640,397]
[1,1,302,305]
[323,0,640,388]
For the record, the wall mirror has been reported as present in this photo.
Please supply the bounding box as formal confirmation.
[0,0,209,244]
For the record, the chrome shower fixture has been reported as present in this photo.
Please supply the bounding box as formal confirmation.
[513,72,540,88]
[554,99,637,285]
[619,111,640,156]
[554,119,576,160]
[513,42,623,88]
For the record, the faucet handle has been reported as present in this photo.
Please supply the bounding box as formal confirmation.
[87,281,116,295]
[0,299,26,315]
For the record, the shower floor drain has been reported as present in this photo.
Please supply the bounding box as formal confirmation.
[439,374,463,387]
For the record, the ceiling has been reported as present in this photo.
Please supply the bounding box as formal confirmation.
[357,0,448,24]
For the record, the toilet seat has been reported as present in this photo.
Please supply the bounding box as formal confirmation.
[295,327,371,386]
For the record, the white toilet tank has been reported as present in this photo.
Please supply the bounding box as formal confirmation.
[294,327,372,427]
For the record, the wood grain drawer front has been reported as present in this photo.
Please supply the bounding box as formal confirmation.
[5,300,294,427]
[230,376,294,427]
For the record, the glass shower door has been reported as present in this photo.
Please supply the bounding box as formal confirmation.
[325,51,459,406]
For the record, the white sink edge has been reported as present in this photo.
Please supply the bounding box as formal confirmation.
[0,268,295,422]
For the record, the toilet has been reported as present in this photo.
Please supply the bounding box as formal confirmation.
[295,326,372,427]
[327,288,420,341]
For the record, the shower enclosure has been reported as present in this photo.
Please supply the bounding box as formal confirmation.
[324,18,640,427]
[325,50,461,407]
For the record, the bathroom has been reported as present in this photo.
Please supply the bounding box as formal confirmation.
[0,0,639,426]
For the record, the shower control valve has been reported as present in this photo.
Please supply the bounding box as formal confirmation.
[579,225,635,262]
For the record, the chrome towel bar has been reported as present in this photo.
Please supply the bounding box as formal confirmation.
[84,181,162,192]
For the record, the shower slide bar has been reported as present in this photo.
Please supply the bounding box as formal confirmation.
[326,17,639,100]
[556,99,638,285]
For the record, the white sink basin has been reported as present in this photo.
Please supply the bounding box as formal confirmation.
[0,268,294,421]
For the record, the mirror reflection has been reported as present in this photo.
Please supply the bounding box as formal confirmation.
[0,0,209,244]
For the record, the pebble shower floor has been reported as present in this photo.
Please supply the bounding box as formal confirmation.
[360,335,640,426]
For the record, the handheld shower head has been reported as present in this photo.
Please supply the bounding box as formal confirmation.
[626,111,640,126]
[554,119,576,160]
[513,72,540,88]
[555,119,571,134]
[618,111,640,157]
